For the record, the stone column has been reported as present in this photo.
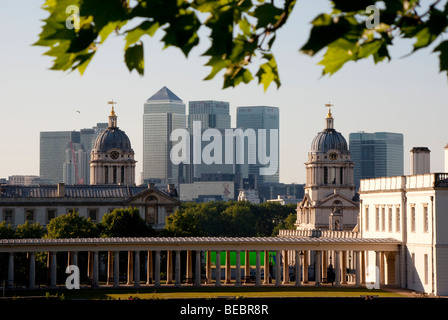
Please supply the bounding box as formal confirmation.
[235,250,241,287]
[342,251,347,284]
[114,251,120,288]
[295,250,302,287]
[206,251,212,284]
[282,250,289,285]
[93,251,99,287]
[376,251,381,288]
[275,250,282,286]
[244,251,250,283]
[127,251,134,285]
[166,251,173,284]
[154,251,161,287]
[355,251,361,286]
[315,251,321,286]
[195,250,201,287]
[29,252,36,289]
[51,252,57,288]
[134,251,140,288]
[107,251,113,285]
[147,251,153,285]
[322,251,328,282]
[175,250,181,287]
[7,252,14,288]
[263,250,270,285]
[334,250,341,287]
[73,251,78,267]
[303,250,309,283]
[186,250,193,284]
[225,251,231,284]
[255,250,261,287]
[215,250,221,286]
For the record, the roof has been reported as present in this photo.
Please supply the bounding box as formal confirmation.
[147,86,182,102]
[311,129,348,153]
[0,185,171,199]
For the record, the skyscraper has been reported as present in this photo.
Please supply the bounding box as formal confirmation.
[187,100,233,181]
[40,123,108,184]
[236,106,279,184]
[188,100,231,129]
[143,86,186,184]
[349,132,404,188]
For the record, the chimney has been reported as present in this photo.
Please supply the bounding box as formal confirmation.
[147,183,155,189]
[445,144,448,173]
[57,183,65,197]
[410,147,430,175]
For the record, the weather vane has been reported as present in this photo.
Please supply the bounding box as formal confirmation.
[325,102,333,118]
[108,99,117,116]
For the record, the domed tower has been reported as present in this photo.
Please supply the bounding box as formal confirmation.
[90,101,136,185]
[296,104,358,231]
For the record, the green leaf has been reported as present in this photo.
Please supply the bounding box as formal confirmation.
[412,9,448,51]
[256,54,281,91]
[318,38,357,75]
[124,43,144,75]
[253,3,284,29]
[125,20,160,49]
[223,67,253,88]
[433,40,448,77]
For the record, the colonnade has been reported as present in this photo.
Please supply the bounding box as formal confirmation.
[4,248,399,289]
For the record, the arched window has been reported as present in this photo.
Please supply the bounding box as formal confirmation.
[145,195,158,224]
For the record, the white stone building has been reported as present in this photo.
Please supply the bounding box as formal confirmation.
[296,105,358,231]
[359,172,448,296]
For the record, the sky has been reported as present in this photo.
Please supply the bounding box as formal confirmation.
[0,1,447,185]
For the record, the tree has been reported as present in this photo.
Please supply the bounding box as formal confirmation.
[0,221,15,239]
[45,211,99,239]
[35,0,448,90]
[15,221,45,239]
[98,207,155,237]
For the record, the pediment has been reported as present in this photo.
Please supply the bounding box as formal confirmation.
[317,192,359,208]
[126,188,180,205]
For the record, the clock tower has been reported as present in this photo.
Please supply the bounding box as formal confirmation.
[90,101,137,185]
[296,104,358,231]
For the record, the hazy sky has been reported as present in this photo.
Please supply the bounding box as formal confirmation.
[1,1,447,184]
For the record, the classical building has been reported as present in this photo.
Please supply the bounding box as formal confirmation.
[90,102,136,186]
[296,105,358,231]
[1,101,180,229]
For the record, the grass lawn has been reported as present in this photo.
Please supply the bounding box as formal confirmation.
[4,285,407,300]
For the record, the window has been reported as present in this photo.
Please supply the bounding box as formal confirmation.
[388,207,393,232]
[121,166,125,184]
[365,206,369,231]
[424,254,429,285]
[88,209,98,222]
[396,206,401,232]
[25,209,35,223]
[3,209,14,224]
[113,165,117,184]
[324,167,328,184]
[374,207,380,231]
[411,205,416,232]
[423,205,429,233]
[381,207,386,231]
[105,166,109,184]
[411,253,416,283]
[47,209,56,223]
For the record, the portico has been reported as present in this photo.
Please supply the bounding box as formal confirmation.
[0,236,400,289]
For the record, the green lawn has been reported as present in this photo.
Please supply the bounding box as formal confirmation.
[4,285,407,300]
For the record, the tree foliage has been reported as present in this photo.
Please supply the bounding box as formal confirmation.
[35,0,448,89]
[98,207,155,237]
[45,211,99,239]
[164,201,296,237]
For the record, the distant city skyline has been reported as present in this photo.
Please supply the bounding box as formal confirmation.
[1,1,447,184]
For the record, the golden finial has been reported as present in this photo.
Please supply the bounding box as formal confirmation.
[325,102,333,118]
[108,100,117,116]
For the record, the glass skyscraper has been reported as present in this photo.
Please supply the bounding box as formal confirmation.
[236,106,279,184]
[143,86,186,184]
[349,132,404,188]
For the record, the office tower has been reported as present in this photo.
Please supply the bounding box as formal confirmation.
[40,123,107,185]
[187,101,233,181]
[236,106,279,184]
[188,100,231,129]
[349,132,404,188]
[143,86,186,184]
[40,131,81,184]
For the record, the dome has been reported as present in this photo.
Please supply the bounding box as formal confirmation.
[93,128,133,153]
[311,128,348,152]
